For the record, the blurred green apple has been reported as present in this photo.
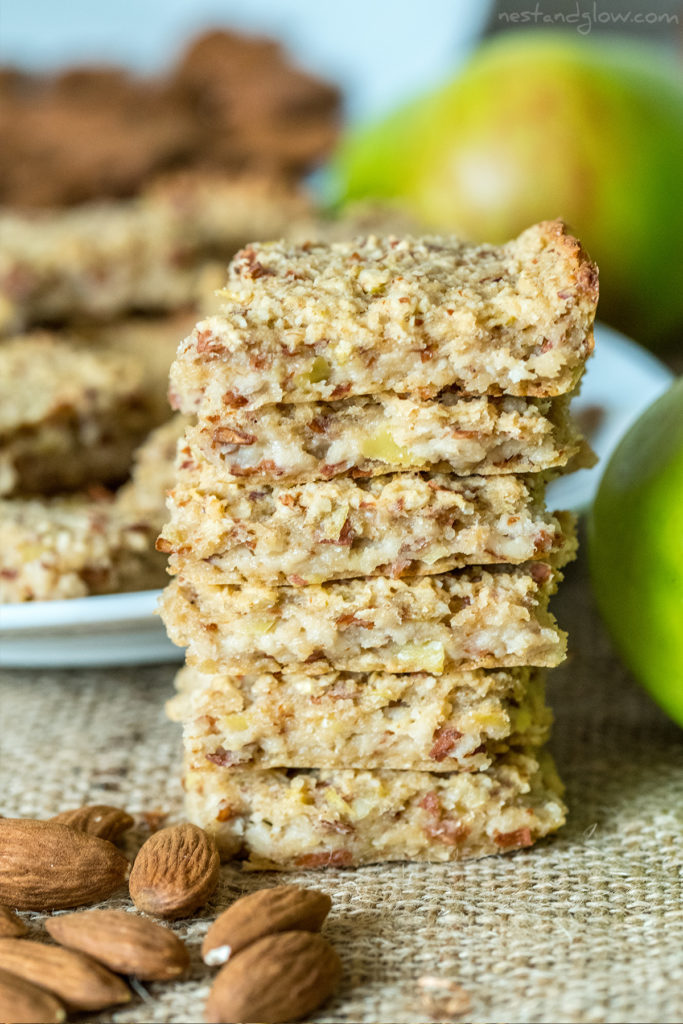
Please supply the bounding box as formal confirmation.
[588,377,683,727]
[333,32,683,347]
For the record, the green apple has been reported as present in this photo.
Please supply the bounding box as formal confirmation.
[333,32,683,347]
[588,377,683,726]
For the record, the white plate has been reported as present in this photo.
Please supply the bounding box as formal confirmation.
[0,324,674,669]
[0,589,177,669]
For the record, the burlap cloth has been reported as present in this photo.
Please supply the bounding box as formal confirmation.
[1,550,682,1024]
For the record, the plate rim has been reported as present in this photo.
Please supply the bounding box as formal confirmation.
[0,588,162,631]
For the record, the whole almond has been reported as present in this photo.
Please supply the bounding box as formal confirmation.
[0,904,28,938]
[205,931,342,1024]
[0,938,131,1011]
[129,823,220,919]
[0,819,130,910]
[202,885,331,966]
[46,908,190,981]
[50,805,134,843]
[0,967,66,1024]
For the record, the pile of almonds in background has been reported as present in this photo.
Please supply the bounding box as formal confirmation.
[0,806,341,1023]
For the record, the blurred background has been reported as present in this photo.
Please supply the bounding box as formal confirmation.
[2,0,682,348]
[2,1,681,118]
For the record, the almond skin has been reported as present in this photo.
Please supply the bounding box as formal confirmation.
[129,822,220,919]
[0,938,131,1011]
[0,819,130,910]
[50,805,134,843]
[205,930,342,1024]
[0,904,28,938]
[202,885,331,966]
[0,967,66,1024]
[46,908,190,981]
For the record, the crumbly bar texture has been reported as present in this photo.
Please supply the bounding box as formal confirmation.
[183,391,587,483]
[169,220,598,412]
[169,664,551,773]
[0,175,311,335]
[0,494,165,602]
[0,334,158,496]
[160,457,573,584]
[183,749,567,866]
[159,564,568,674]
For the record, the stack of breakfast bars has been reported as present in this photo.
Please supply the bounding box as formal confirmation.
[160,220,598,868]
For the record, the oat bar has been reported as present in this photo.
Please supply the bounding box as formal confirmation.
[85,313,197,422]
[170,664,551,773]
[160,460,573,584]
[0,176,311,335]
[0,494,164,602]
[0,414,193,601]
[0,334,158,496]
[159,565,568,674]
[169,221,598,412]
[183,749,567,866]
[184,391,586,483]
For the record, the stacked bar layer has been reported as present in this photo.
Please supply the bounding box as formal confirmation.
[159,459,575,584]
[169,665,552,773]
[180,392,586,482]
[183,751,567,867]
[169,220,598,410]
[161,220,598,866]
[160,565,569,675]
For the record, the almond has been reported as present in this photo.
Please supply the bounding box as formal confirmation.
[0,938,131,1011]
[129,822,220,919]
[205,930,342,1024]
[0,819,130,910]
[202,885,331,966]
[0,967,66,1024]
[50,804,134,843]
[46,908,190,981]
[0,904,28,938]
